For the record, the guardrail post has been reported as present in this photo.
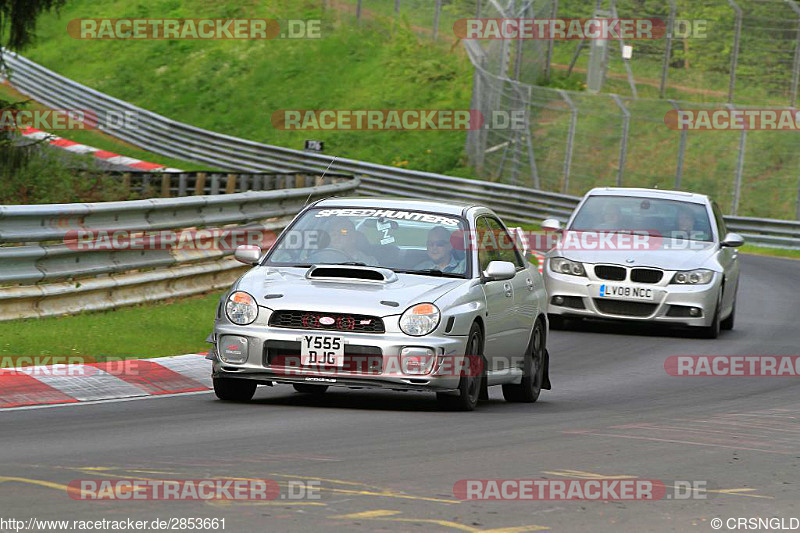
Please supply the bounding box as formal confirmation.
[727,103,746,215]
[726,0,742,103]
[611,94,630,186]
[239,174,249,192]
[557,89,577,194]
[161,174,171,198]
[210,174,220,195]
[194,172,206,195]
[225,174,237,194]
[659,0,676,99]
[253,174,262,191]
[669,100,687,189]
[433,0,442,41]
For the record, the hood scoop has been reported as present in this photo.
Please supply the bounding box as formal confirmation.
[306,265,398,284]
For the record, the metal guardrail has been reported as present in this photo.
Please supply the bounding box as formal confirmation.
[0,176,360,320]
[3,52,800,250]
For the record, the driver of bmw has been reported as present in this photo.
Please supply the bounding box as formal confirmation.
[415,226,464,273]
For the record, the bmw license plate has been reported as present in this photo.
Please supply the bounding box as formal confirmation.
[598,284,654,301]
[301,335,345,367]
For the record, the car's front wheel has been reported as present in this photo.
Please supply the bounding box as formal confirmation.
[503,319,545,403]
[721,299,736,331]
[437,323,484,412]
[700,291,722,339]
[213,377,257,402]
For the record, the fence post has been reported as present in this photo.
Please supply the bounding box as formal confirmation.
[544,0,558,82]
[122,172,131,195]
[659,0,676,99]
[476,0,481,18]
[727,103,746,215]
[787,0,800,108]
[433,0,441,41]
[225,173,237,194]
[558,89,577,194]
[356,0,362,22]
[797,175,800,220]
[161,174,171,198]
[611,94,630,186]
[726,0,742,103]
[668,100,687,189]
[194,172,206,195]
[395,0,400,14]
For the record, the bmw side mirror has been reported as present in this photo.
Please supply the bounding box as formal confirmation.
[720,232,745,248]
[541,218,562,232]
[482,261,516,282]
[234,245,262,265]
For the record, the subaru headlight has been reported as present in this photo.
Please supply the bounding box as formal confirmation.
[225,291,258,325]
[550,257,586,277]
[670,269,714,285]
[399,303,441,336]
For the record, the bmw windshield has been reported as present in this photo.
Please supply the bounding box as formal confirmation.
[265,207,471,277]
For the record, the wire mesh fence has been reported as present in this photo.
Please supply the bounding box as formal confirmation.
[323,0,800,219]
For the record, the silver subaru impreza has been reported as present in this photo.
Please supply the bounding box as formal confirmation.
[210,197,551,410]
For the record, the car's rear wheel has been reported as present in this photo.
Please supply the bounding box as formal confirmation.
[502,319,545,403]
[213,377,257,402]
[293,384,329,394]
[437,323,484,412]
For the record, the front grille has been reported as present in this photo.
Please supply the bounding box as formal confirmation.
[594,265,626,281]
[269,310,385,333]
[594,299,658,317]
[630,268,663,284]
[263,340,383,374]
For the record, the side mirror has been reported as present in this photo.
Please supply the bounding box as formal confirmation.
[482,260,516,282]
[720,232,745,248]
[541,218,562,232]
[234,245,262,265]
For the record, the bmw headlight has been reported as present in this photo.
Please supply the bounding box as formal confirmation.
[671,269,714,285]
[225,291,258,325]
[550,257,586,277]
[399,303,441,336]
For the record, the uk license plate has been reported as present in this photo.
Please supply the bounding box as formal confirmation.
[598,284,654,301]
[301,335,345,367]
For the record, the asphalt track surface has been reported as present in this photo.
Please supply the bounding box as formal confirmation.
[1,254,798,532]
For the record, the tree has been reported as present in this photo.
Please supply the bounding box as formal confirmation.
[1,0,65,177]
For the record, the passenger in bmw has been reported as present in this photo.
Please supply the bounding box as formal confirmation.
[415,226,465,273]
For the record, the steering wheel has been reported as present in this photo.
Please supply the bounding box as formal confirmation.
[307,248,355,263]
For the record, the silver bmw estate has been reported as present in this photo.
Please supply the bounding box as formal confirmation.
[542,188,744,338]
[210,198,551,411]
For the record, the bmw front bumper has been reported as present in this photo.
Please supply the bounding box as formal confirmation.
[544,267,721,327]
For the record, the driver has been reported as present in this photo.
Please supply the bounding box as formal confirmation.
[594,203,622,230]
[415,226,464,273]
[325,218,375,264]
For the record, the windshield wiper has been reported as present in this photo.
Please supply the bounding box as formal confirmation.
[394,268,463,278]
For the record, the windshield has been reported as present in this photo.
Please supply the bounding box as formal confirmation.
[569,196,714,242]
[266,207,470,277]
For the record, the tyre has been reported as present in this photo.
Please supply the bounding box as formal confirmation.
[700,292,722,339]
[720,299,735,331]
[548,314,565,330]
[293,384,329,394]
[213,377,257,402]
[437,323,484,412]
[502,319,545,403]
